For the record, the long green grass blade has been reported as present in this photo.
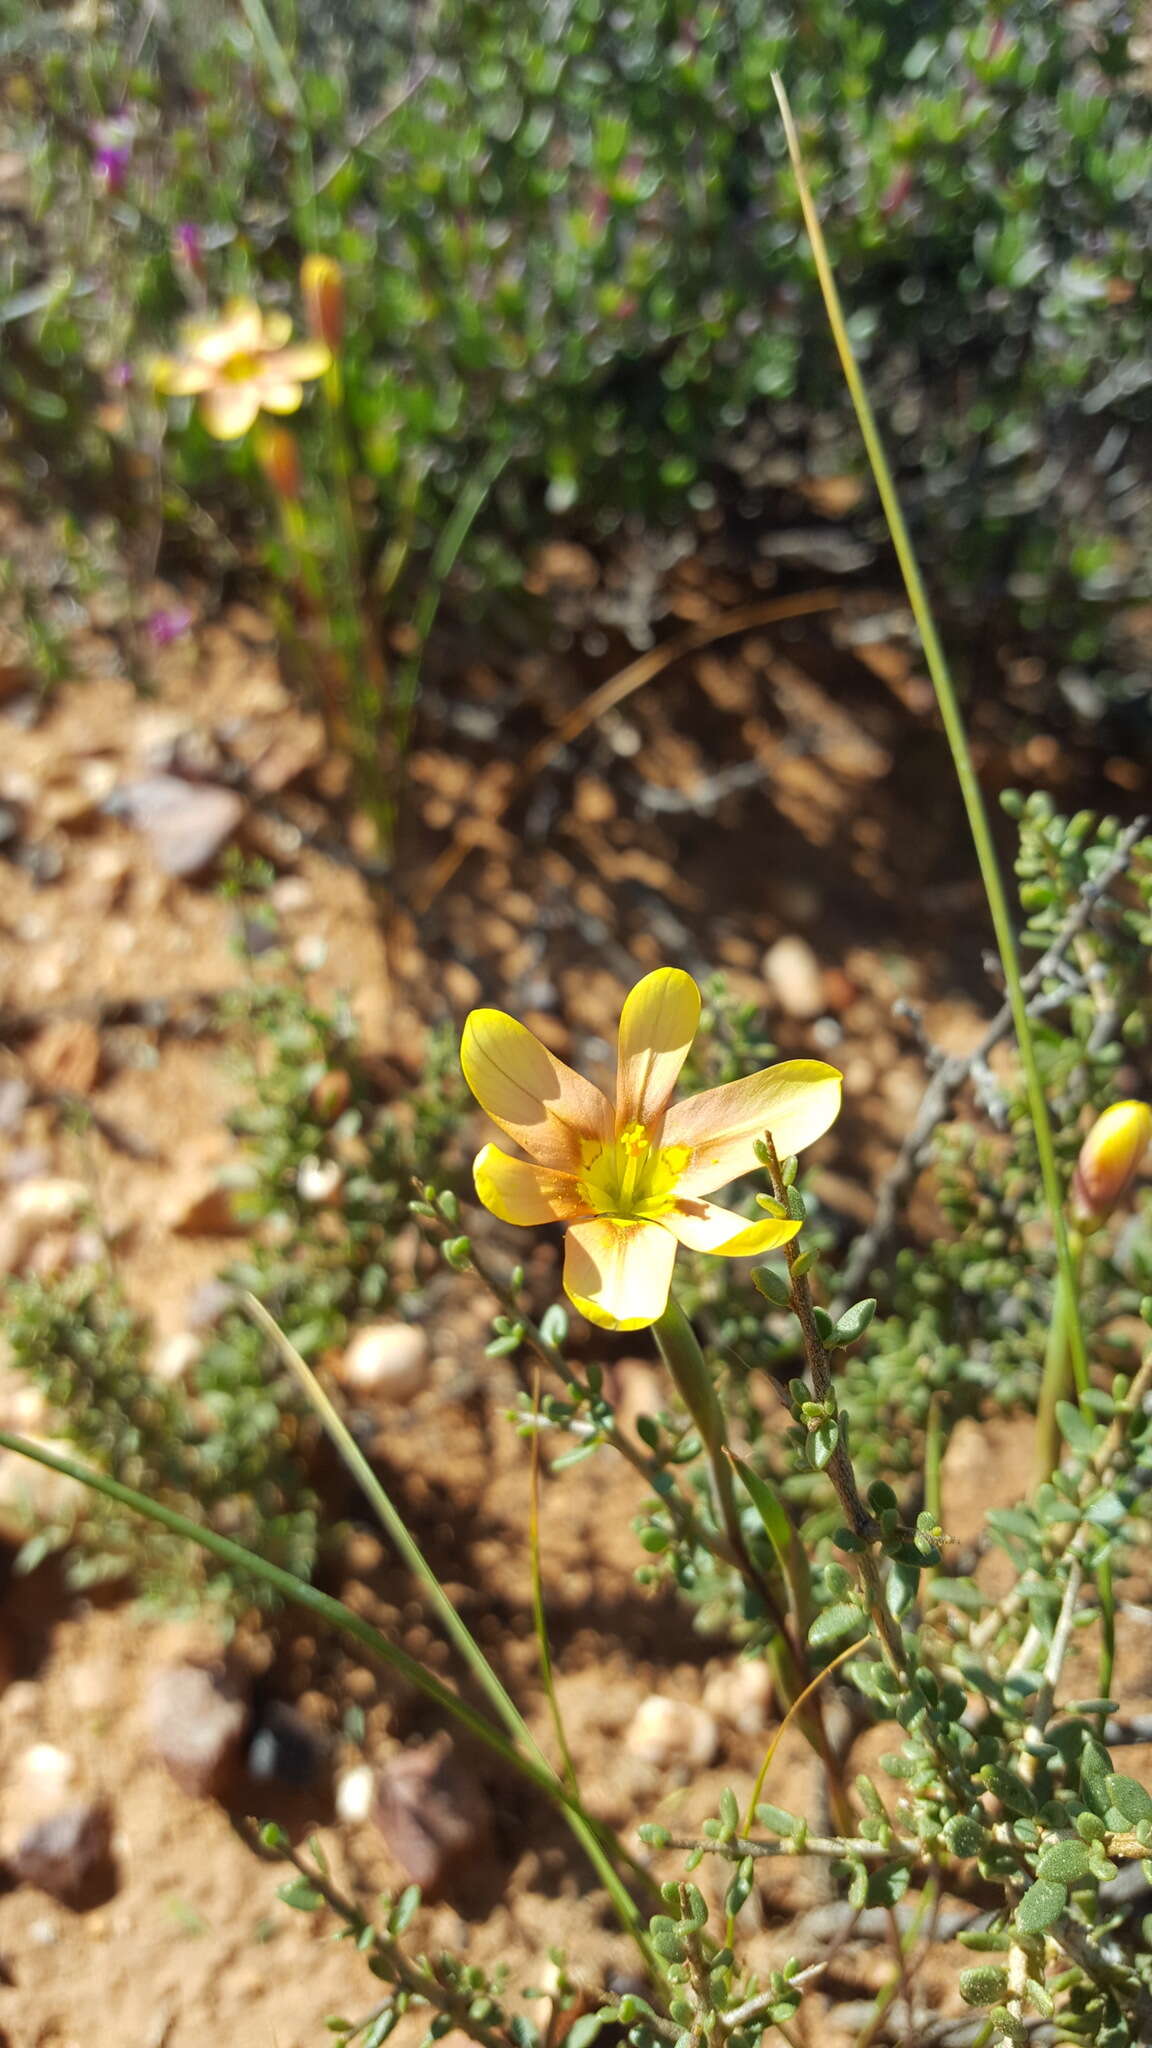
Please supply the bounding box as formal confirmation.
[772,75,1087,1396]
[0,1428,542,1787]
[243,1298,655,1964]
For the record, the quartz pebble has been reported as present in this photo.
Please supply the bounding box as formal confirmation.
[702,1659,774,1735]
[336,1323,429,1404]
[761,935,825,1021]
[112,775,246,878]
[145,1663,250,1799]
[625,1694,719,1770]
[335,1762,376,1825]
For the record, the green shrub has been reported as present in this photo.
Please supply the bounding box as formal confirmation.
[4,0,1152,695]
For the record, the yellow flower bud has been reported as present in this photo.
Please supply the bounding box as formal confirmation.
[254,423,302,500]
[300,254,344,354]
[1069,1099,1152,1233]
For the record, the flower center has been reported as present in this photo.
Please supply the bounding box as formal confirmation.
[578,1122,691,1222]
[223,352,260,382]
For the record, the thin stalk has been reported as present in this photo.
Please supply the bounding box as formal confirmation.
[772,74,1088,1399]
[391,441,513,766]
[653,1293,852,1828]
[1097,1552,1116,1729]
[0,1429,546,1786]
[244,1297,654,1965]
[1033,1231,1086,1484]
[528,1366,581,1794]
[0,1424,657,1972]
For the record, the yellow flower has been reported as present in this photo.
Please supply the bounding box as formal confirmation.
[462,967,842,1331]
[151,298,331,441]
[1070,1098,1152,1234]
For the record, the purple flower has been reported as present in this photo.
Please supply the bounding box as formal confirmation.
[91,119,134,195]
[147,605,193,647]
[174,222,204,278]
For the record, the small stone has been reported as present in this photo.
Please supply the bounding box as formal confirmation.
[2,1178,89,1272]
[374,1733,492,1897]
[164,1172,247,1237]
[702,1660,775,1735]
[24,1020,103,1096]
[335,1763,376,1825]
[152,1332,203,1384]
[0,1437,86,1546]
[762,936,825,1021]
[336,1324,429,1404]
[246,1702,327,1790]
[8,1801,113,1903]
[625,1695,719,1770]
[111,775,246,879]
[145,1663,250,1799]
[295,1156,343,1205]
[182,1279,238,1329]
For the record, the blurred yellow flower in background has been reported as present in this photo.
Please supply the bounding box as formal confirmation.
[462,967,842,1331]
[151,298,330,440]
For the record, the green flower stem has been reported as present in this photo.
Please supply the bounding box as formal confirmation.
[773,75,1088,1401]
[652,1294,851,1823]
[1033,1230,1087,1485]
[653,1297,734,1500]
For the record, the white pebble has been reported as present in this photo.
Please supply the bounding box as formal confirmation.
[295,1156,344,1205]
[335,1763,376,1824]
[336,1324,430,1404]
[625,1695,718,1769]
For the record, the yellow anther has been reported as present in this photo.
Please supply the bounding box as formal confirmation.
[619,1122,649,1160]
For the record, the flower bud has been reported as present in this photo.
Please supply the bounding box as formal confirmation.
[1070,1099,1152,1233]
[254,423,301,500]
[300,254,344,354]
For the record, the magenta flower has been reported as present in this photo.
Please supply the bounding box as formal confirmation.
[147,605,194,647]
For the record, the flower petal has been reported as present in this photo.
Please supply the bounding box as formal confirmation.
[263,342,332,382]
[563,1216,677,1331]
[198,383,262,440]
[260,309,295,349]
[151,355,214,397]
[461,1009,613,1170]
[615,967,701,1131]
[257,381,305,416]
[664,1197,800,1256]
[663,1059,842,1196]
[473,1144,593,1226]
[187,299,264,365]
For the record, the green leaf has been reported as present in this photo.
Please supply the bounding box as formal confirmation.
[752,1265,791,1308]
[278,1878,325,1912]
[1036,1839,1092,1884]
[539,1303,569,1347]
[1106,1774,1152,1823]
[1014,1878,1067,1933]
[730,1452,794,1574]
[943,1815,987,1857]
[566,2014,605,2048]
[980,1764,1036,1815]
[959,1966,1009,2007]
[811,1417,840,1470]
[809,1602,862,1646]
[830,1298,877,1347]
[755,1802,800,1838]
[1055,1401,1098,1454]
[388,1883,421,1933]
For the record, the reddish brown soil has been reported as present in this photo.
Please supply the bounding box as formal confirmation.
[0,556,1149,2048]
